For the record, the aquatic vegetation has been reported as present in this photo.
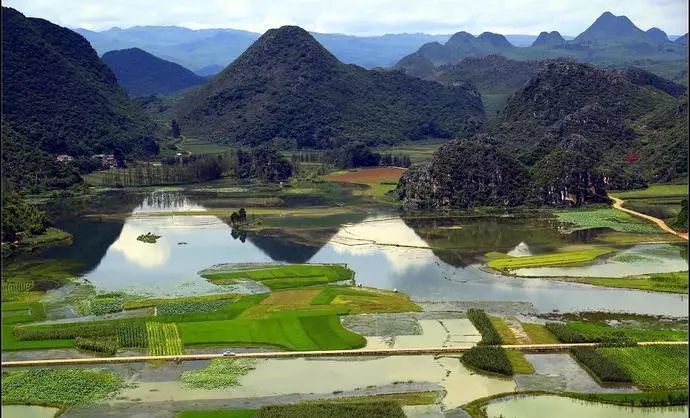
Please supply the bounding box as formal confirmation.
[461,346,513,375]
[255,401,406,418]
[1,368,126,406]
[521,323,560,344]
[181,358,256,389]
[571,347,633,383]
[137,232,162,243]
[554,207,661,233]
[600,345,689,390]
[146,322,183,356]
[466,309,503,345]
[486,247,615,272]
[201,263,353,290]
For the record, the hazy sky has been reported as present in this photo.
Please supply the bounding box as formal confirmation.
[5,0,689,35]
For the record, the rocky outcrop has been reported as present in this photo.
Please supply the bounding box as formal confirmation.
[396,140,528,209]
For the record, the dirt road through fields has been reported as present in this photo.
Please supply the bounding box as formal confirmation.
[2,341,686,367]
[609,196,688,240]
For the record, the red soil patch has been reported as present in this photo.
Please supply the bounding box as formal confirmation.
[324,167,406,184]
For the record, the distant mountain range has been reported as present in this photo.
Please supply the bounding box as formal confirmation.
[102,48,206,97]
[75,26,583,73]
[395,12,688,83]
[173,26,485,148]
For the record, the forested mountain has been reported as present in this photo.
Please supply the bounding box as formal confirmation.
[394,12,687,83]
[102,48,206,97]
[421,55,548,117]
[1,7,159,174]
[397,61,688,209]
[174,26,485,148]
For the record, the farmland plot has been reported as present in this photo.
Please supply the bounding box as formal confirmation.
[600,345,688,390]
[146,322,183,356]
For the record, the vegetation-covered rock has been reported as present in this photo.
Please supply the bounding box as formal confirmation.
[397,140,528,210]
[176,26,485,148]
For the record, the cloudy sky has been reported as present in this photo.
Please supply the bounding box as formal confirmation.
[5,0,689,35]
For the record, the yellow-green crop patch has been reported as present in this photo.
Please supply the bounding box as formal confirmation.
[200,263,353,290]
[521,323,560,344]
[146,322,183,356]
[486,247,615,272]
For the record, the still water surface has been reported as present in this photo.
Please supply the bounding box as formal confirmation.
[39,193,688,315]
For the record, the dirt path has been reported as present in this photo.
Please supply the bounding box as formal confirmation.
[2,341,687,368]
[609,196,688,240]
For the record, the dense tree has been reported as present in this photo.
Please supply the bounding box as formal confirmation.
[171,119,181,138]
[1,192,49,242]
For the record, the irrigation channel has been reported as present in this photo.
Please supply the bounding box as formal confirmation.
[2,341,687,367]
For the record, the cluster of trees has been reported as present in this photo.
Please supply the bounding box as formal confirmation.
[290,143,411,169]
[98,146,292,187]
[1,192,48,242]
[230,208,247,226]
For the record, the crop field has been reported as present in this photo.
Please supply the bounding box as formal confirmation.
[611,184,688,200]
[486,247,615,271]
[177,313,366,350]
[181,358,257,389]
[124,293,239,310]
[571,347,633,383]
[1,368,125,407]
[521,323,560,344]
[461,346,513,375]
[201,263,353,290]
[255,401,406,418]
[1,281,33,301]
[372,139,445,163]
[554,207,662,234]
[118,322,148,348]
[467,309,502,345]
[147,322,184,355]
[567,321,688,342]
[315,287,422,314]
[489,316,519,345]
[157,300,231,316]
[599,345,689,390]
[323,167,406,199]
[178,411,256,418]
[506,350,535,374]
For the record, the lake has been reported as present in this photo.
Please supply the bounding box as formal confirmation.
[29,191,689,316]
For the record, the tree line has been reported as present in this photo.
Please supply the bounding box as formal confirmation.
[290,143,411,169]
[97,146,292,187]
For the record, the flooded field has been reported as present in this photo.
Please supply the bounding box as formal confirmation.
[1,405,61,418]
[485,395,689,418]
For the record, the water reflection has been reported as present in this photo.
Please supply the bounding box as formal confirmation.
[32,192,690,315]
